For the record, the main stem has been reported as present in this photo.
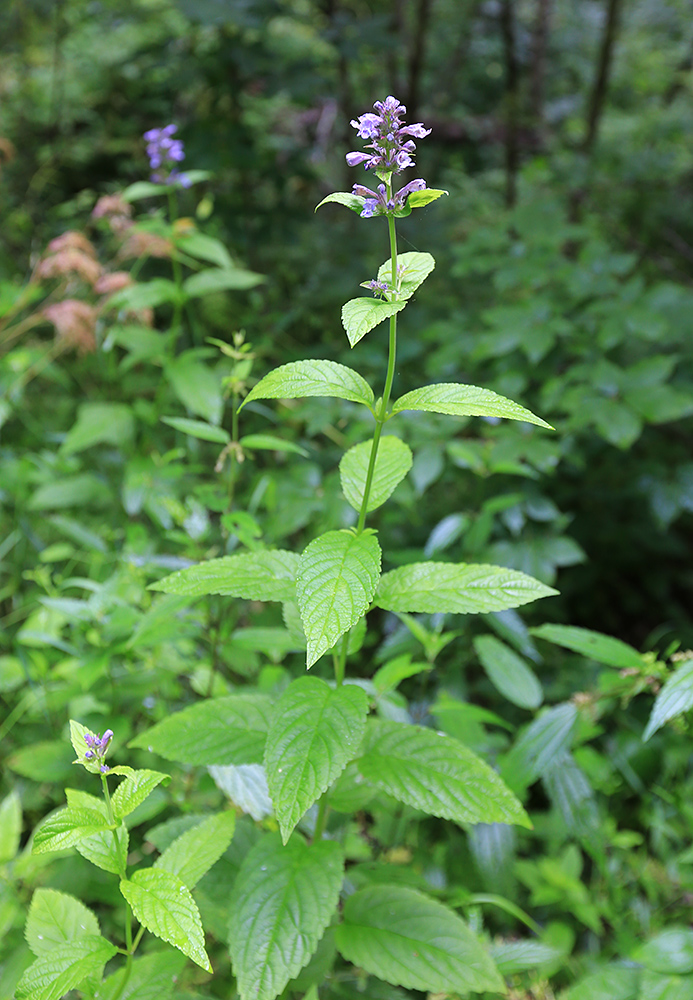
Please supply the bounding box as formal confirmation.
[102,773,134,1000]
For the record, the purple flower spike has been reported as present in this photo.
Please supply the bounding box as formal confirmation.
[143,125,191,187]
[82,727,114,768]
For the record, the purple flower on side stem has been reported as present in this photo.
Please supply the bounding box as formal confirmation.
[143,124,191,187]
[83,728,114,771]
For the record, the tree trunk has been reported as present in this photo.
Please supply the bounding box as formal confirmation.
[583,0,622,153]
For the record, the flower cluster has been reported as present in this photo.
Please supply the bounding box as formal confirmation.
[143,125,190,187]
[84,729,114,772]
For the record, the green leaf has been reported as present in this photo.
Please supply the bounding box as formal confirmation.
[228,833,344,1000]
[176,231,233,269]
[166,353,222,424]
[638,969,693,1000]
[241,360,374,409]
[501,703,578,791]
[335,884,503,995]
[530,624,642,668]
[633,928,693,975]
[392,382,552,428]
[98,950,187,1000]
[473,635,543,710]
[563,964,640,1000]
[643,661,693,741]
[111,769,169,820]
[373,654,430,694]
[154,811,236,888]
[489,940,563,975]
[108,279,181,312]
[240,433,309,457]
[376,251,435,299]
[265,676,369,842]
[161,416,230,443]
[25,889,99,957]
[60,403,134,457]
[120,868,211,972]
[297,530,382,667]
[407,188,449,208]
[0,789,21,863]
[150,549,300,602]
[75,824,129,875]
[183,266,264,297]
[129,694,273,766]
[357,720,530,828]
[315,191,366,213]
[341,298,407,348]
[340,436,413,513]
[32,807,110,855]
[209,764,273,821]
[376,561,557,615]
[27,474,111,511]
[16,936,117,1000]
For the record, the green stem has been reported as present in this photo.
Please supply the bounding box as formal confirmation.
[102,773,134,1000]
[313,793,330,842]
[167,188,184,338]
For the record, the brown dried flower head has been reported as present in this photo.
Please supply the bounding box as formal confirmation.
[118,228,173,261]
[94,271,132,296]
[43,300,97,354]
[37,248,102,286]
[47,231,98,257]
[92,194,133,221]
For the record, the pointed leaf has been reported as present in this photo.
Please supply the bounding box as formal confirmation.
[0,789,21,863]
[501,703,578,791]
[111,769,169,820]
[16,936,117,1000]
[473,635,543,709]
[76,824,129,875]
[530,623,642,668]
[357,720,530,828]
[407,187,449,208]
[161,417,230,443]
[229,833,344,1000]
[297,530,381,667]
[239,433,309,457]
[98,950,187,1000]
[120,868,211,972]
[155,811,236,888]
[340,436,413,513]
[335,885,503,994]
[376,561,557,615]
[490,940,563,975]
[129,694,273,766]
[643,660,693,741]
[265,676,369,842]
[376,251,435,299]
[183,266,264,297]
[241,359,374,409]
[315,191,366,213]
[341,298,407,348]
[392,383,552,428]
[25,889,99,957]
[149,550,299,602]
[32,807,109,854]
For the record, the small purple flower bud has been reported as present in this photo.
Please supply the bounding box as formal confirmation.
[100,729,114,749]
[346,151,371,167]
[84,750,94,759]
[101,765,110,773]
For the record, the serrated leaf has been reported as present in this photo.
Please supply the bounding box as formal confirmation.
[407,188,449,208]
[239,433,309,457]
[643,661,693,741]
[356,720,530,828]
[632,928,693,976]
[25,889,99,957]
[183,266,264,297]
[376,251,435,299]
[69,719,108,775]
[161,416,230,443]
[530,623,642,668]
[155,811,236,888]
[111,769,169,820]
[76,823,129,875]
[563,964,640,1000]
[339,436,412,513]
[335,884,503,994]
[241,360,374,409]
[376,561,557,615]
[0,789,21,863]
[130,694,273,766]
[341,298,407,348]
[315,191,366,213]
[392,382,552,428]
[16,936,117,1000]
[297,530,381,667]
[501,703,578,791]
[474,635,543,709]
[490,940,563,975]
[120,868,211,972]
[149,549,299,602]
[265,676,369,842]
[32,807,110,854]
[98,950,187,1000]
[228,833,344,1000]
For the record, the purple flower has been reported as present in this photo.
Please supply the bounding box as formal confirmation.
[83,728,114,768]
[345,95,431,180]
[143,125,191,187]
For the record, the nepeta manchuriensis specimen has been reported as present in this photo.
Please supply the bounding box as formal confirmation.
[25,99,557,1000]
[143,124,191,187]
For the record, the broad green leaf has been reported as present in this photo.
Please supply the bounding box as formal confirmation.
[339,436,413,513]
[0,790,21,863]
[468,822,517,897]
[265,676,369,842]
[638,969,693,1000]
[228,833,344,1000]
[120,868,211,972]
[373,654,430,694]
[633,928,693,975]
[543,752,598,838]
[25,889,99,957]
[16,936,117,1000]
[108,278,180,312]
[376,561,557,615]
[297,530,381,667]
[643,661,693,741]
[111,769,169,820]
[27,473,111,511]
[240,433,309,457]
[501,703,578,791]
[154,811,236,888]
[341,297,407,348]
[166,353,222,424]
[241,359,374,409]
[183,266,264,297]
[530,623,642,668]
[392,383,552,428]
[356,720,530,828]
[315,191,366,213]
[32,807,109,855]
[161,416,230,443]
[563,964,640,1000]
[489,940,563,975]
[209,764,273,821]
[407,188,449,208]
[76,824,128,875]
[176,230,233,269]
[150,549,299,602]
[376,251,435,299]
[98,950,187,1000]
[60,402,135,457]
[129,694,273,766]
[335,885,503,995]
[473,635,543,709]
